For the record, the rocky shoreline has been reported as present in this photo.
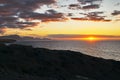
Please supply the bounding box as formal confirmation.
[0,44,120,80]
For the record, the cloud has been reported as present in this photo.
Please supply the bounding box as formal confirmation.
[0,0,118,34]
[114,3,120,6]
[78,0,102,4]
[68,4,81,10]
[71,18,111,22]
[68,13,73,16]
[15,22,39,28]
[19,11,67,22]
[0,0,56,14]
[46,9,57,14]
[111,10,120,21]
[67,0,102,10]
[0,0,56,32]
[111,10,120,16]
[71,18,87,21]
[71,12,111,22]
[87,12,104,20]
[0,16,17,24]
[77,0,102,10]
[82,4,100,9]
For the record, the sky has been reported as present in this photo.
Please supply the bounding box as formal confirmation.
[0,0,120,40]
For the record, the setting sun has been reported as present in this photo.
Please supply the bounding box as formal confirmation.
[87,37,97,41]
[83,36,98,41]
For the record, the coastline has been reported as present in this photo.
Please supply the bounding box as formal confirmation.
[0,44,120,80]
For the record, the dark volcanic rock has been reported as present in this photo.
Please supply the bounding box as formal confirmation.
[0,44,120,80]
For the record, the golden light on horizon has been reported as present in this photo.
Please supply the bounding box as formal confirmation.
[80,36,120,41]
[1,20,120,37]
[87,37,97,41]
[82,36,99,41]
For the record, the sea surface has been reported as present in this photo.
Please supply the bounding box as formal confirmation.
[14,40,120,61]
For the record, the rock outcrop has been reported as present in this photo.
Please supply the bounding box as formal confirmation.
[0,44,120,80]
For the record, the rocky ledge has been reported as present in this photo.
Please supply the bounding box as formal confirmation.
[0,44,120,80]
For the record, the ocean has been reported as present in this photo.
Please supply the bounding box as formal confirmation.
[14,40,120,61]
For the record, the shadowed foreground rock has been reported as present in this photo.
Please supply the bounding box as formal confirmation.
[0,44,120,80]
[0,39,16,43]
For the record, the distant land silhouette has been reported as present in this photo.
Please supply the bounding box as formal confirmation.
[0,39,16,43]
[0,44,120,80]
[0,35,51,41]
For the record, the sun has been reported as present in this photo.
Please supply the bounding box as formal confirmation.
[83,36,98,41]
[88,37,96,41]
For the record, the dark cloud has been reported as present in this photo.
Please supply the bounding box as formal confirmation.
[114,3,120,6]
[91,11,104,14]
[0,12,40,28]
[111,11,120,21]
[67,0,102,10]
[82,4,100,9]
[0,0,117,34]
[46,9,57,14]
[15,22,39,28]
[72,12,111,22]
[68,13,73,16]
[111,10,120,16]
[68,4,81,10]
[78,0,102,4]
[0,0,56,14]
[77,0,102,10]
[71,18,111,22]
[71,18,87,21]
[0,16,17,23]
[87,12,104,20]
[0,0,56,32]
[19,11,67,22]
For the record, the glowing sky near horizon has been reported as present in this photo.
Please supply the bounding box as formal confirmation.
[0,0,120,39]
